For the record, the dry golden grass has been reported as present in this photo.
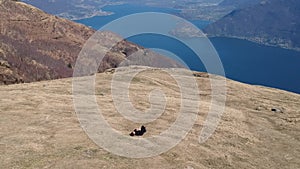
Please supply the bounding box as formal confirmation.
[0,67,299,169]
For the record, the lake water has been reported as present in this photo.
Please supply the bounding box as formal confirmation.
[76,4,300,94]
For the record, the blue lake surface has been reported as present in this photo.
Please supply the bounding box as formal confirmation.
[76,4,181,29]
[76,4,300,94]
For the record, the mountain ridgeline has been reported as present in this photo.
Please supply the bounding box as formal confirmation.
[205,0,300,51]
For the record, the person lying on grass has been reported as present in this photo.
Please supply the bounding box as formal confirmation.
[129,126,146,136]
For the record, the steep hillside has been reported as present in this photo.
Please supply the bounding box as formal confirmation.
[0,66,299,168]
[204,0,300,51]
[0,0,180,84]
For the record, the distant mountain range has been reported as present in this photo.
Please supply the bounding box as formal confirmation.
[11,0,299,66]
[205,0,300,51]
[21,0,261,21]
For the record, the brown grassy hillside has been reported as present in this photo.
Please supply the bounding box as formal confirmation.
[0,0,181,85]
